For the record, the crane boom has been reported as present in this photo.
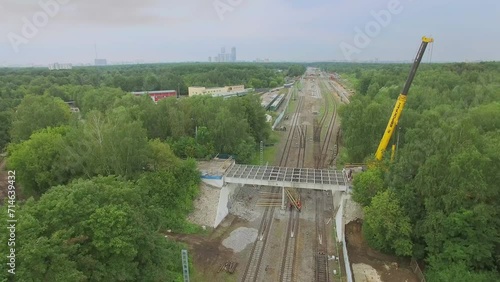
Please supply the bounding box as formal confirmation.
[375,36,434,161]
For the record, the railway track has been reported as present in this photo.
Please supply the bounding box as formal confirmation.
[320,94,338,167]
[241,202,276,282]
[278,96,307,282]
[279,207,299,282]
[314,80,337,169]
[242,93,305,282]
[313,78,339,282]
[315,191,329,282]
[279,96,305,167]
[315,79,339,169]
[296,124,307,168]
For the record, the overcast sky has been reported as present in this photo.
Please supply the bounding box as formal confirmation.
[0,0,499,65]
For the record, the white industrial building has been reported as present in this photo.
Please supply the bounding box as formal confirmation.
[188,85,247,97]
[48,63,72,70]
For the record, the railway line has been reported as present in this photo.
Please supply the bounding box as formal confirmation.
[315,78,342,281]
[315,191,329,282]
[279,96,305,167]
[279,206,300,282]
[319,80,339,168]
[314,80,339,169]
[242,93,305,282]
[295,124,307,168]
[243,76,340,282]
[278,93,307,282]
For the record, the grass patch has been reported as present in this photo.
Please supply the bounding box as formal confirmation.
[250,144,278,165]
[339,73,357,92]
[286,98,298,115]
[251,130,281,165]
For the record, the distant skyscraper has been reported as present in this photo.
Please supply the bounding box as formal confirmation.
[214,46,236,63]
[209,56,212,62]
[231,47,236,62]
[94,59,107,66]
[93,44,107,66]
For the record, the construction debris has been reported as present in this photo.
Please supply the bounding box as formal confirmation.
[286,188,302,211]
[218,261,238,274]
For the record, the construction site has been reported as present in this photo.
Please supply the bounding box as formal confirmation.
[181,66,421,282]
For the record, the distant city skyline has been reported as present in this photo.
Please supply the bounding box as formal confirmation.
[210,46,237,63]
[1,0,499,66]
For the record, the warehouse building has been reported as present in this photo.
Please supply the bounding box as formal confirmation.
[132,90,177,103]
[188,85,246,97]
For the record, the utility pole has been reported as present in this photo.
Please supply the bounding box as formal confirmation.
[181,249,190,282]
[260,141,264,166]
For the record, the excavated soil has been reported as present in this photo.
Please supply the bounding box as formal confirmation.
[346,220,419,282]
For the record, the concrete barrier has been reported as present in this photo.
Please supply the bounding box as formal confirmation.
[201,175,224,187]
[335,194,353,282]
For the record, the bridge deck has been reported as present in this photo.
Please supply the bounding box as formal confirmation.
[224,164,347,191]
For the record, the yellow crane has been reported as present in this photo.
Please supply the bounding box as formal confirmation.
[375,36,434,161]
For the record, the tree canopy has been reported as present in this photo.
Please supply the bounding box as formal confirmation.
[0,63,305,153]
[10,94,71,143]
[0,176,192,281]
[332,61,500,279]
[0,62,301,280]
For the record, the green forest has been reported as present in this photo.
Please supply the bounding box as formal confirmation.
[3,60,498,281]
[0,63,304,152]
[0,63,304,281]
[327,62,500,281]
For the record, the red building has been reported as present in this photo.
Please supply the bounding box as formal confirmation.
[132,90,177,103]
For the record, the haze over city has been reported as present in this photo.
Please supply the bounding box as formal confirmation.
[1,0,499,66]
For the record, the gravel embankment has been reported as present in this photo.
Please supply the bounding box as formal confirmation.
[344,195,364,224]
[188,183,221,227]
[222,227,258,252]
[229,185,260,222]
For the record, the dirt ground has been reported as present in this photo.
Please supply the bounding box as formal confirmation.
[346,220,418,282]
[168,215,244,282]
